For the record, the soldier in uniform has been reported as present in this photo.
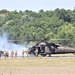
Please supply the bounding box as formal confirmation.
[6,51,9,57]
[22,50,24,57]
[15,50,18,58]
[35,49,38,57]
[11,50,14,58]
[25,49,29,57]
[0,51,1,58]
[4,50,7,58]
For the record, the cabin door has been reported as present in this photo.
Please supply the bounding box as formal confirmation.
[40,46,45,53]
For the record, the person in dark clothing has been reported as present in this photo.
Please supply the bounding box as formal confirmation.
[0,51,1,58]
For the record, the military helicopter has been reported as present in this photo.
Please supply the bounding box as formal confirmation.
[28,37,75,57]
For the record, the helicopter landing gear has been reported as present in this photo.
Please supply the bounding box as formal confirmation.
[46,53,51,57]
[49,53,51,57]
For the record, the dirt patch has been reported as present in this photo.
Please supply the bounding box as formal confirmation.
[0,66,75,75]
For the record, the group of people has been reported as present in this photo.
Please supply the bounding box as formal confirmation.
[3,49,29,58]
[0,49,39,58]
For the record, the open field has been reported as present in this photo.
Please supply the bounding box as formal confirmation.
[0,54,75,75]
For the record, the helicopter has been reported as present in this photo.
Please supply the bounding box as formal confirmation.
[28,37,75,57]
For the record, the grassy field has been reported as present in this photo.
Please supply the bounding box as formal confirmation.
[0,54,75,75]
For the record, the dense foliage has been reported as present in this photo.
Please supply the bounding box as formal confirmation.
[0,9,75,47]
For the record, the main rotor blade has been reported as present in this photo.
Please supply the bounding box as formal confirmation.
[50,39,70,40]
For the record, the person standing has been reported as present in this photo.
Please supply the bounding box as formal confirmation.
[11,50,14,58]
[0,51,1,58]
[35,49,38,57]
[6,51,9,57]
[25,49,29,57]
[15,50,18,58]
[4,50,7,58]
[22,50,24,58]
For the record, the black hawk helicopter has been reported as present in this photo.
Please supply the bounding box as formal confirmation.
[28,37,75,57]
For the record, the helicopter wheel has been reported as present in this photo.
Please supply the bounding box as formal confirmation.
[41,53,46,57]
[49,54,51,57]
[46,53,51,57]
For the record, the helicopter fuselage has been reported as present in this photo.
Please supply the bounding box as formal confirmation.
[29,42,75,57]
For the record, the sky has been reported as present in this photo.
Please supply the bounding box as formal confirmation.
[0,0,75,12]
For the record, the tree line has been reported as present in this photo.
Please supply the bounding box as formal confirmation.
[0,9,75,47]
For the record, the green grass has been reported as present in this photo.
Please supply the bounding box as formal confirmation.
[0,56,75,67]
[0,54,75,75]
